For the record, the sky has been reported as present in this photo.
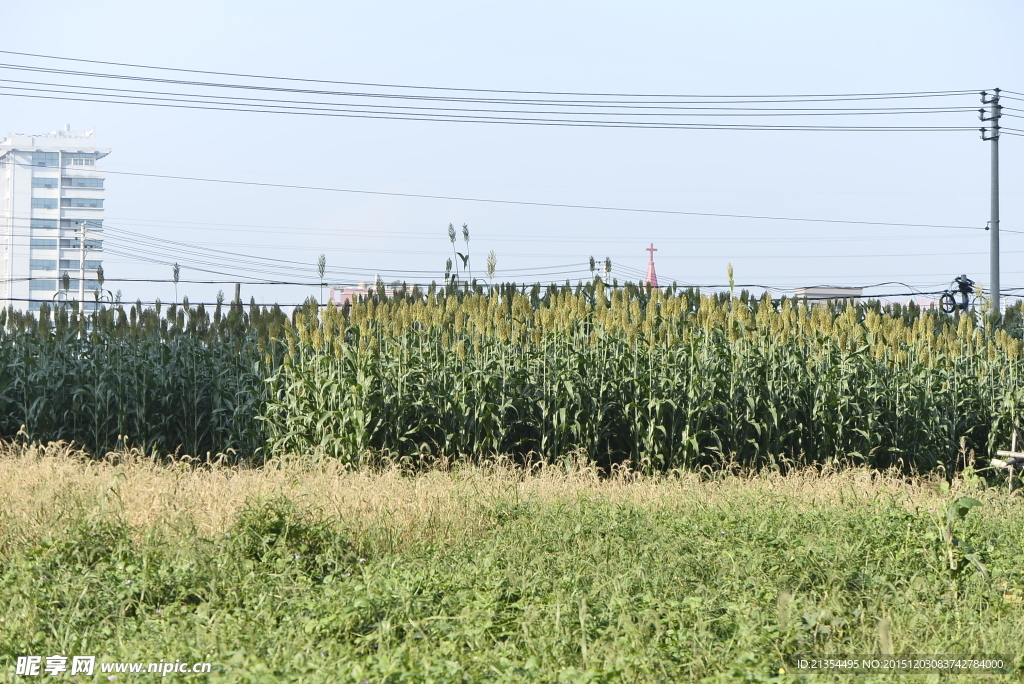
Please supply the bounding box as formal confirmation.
[3,0,1023,308]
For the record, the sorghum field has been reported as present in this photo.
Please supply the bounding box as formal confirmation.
[2,282,1024,469]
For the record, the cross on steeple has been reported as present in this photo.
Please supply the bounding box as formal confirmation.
[644,243,659,288]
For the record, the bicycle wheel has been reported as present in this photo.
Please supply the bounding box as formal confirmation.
[939,292,957,314]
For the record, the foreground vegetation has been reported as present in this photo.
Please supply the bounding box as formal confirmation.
[2,442,1022,682]
[3,282,1024,471]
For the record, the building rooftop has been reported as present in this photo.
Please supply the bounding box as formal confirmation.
[1,126,110,158]
[793,286,864,301]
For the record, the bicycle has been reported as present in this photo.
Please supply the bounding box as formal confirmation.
[939,275,975,314]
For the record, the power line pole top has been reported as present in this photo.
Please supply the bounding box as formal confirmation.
[981,89,1001,315]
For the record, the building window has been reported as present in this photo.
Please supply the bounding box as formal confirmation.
[30,259,57,271]
[29,279,57,290]
[61,198,103,208]
[30,239,58,249]
[32,177,60,189]
[31,198,58,209]
[58,260,101,271]
[65,278,100,290]
[36,300,96,310]
[28,300,89,312]
[62,177,103,188]
[29,300,99,311]
[62,153,96,166]
[33,152,58,167]
[58,238,103,249]
[31,219,59,230]
[60,219,102,230]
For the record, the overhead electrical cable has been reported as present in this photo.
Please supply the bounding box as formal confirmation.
[0,71,982,112]
[0,90,979,131]
[0,56,986,130]
[1,159,984,232]
[3,285,995,309]
[102,225,588,276]
[0,50,978,100]
[57,165,989,231]
[100,239,592,282]
[0,209,989,243]
[0,78,981,117]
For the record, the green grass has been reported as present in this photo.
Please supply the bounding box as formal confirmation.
[2,452,1023,682]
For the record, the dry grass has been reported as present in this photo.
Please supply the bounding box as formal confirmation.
[0,439,984,551]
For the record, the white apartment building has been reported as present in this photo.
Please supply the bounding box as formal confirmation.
[0,126,108,311]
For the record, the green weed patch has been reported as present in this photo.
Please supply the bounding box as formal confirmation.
[2,473,1022,682]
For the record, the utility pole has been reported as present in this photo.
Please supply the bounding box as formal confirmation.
[77,220,89,317]
[981,89,1001,315]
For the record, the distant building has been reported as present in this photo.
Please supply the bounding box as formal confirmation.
[329,283,368,307]
[0,126,109,311]
[886,298,937,310]
[329,281,397,307]
[793,286,863,303]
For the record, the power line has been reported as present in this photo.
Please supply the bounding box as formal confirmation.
[101,242,590,281]
[13,220,1005,294]
[0,209,989,244]
[0,50,980,101]
[0,89,980,131]
[97,248,589,284]
[0,58,984,130]
[6,287,1013,309]
[12,267,1023,299]
[18,163,982,231]
[102,225,588,276]
[99,239,593,282]
[0,158,986,234]
[0,76,982,117]
[6,276,1017,298]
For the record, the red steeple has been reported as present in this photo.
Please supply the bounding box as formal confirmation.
[645,243,658,288]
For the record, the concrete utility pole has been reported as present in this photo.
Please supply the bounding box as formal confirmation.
[981,90,1001,315]
[77,220,88,317]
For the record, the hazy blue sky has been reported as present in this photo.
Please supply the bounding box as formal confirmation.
[5,0,1023,307]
